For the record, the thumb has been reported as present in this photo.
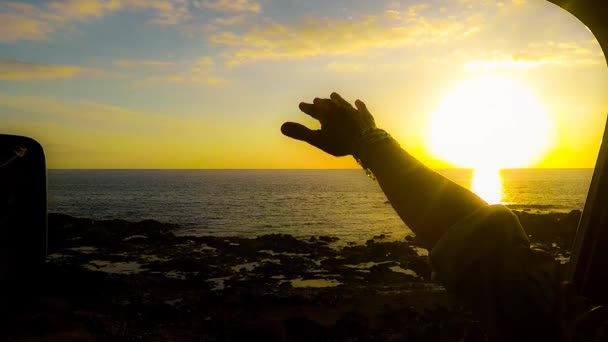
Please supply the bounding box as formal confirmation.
[281,122,319,144]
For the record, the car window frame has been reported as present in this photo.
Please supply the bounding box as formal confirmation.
[547,0,608,303]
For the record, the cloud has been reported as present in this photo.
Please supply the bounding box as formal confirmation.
[0,2,55,42]
[164,56,228,85]
[0,58,127,81]
[125,0,192,26]
[0,59,82,81]
[325,61,411,73]
[132,56,229,86]
[0,0,191,42]
[197,56,215,68]
[113,59,175,69]
[163,74,228,86]
[404,4,430,19]
[214,14,246,26]
[385,10,402,20]
[48,0,123,20]
[49,0,192,25]
[195,0,261,13]
[210,8,484,66]
[464,40,605,71]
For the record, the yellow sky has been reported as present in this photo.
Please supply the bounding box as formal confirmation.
[0,0,607,169]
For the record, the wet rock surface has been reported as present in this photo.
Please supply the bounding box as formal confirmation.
[6,211,578,341]
[519,209,581,265]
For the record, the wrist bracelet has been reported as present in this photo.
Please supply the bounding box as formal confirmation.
[352,128,393,179]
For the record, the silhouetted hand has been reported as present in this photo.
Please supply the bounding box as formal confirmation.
[281,92,377,156]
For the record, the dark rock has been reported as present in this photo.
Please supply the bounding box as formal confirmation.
[318,235,339,243]
[10,211,571,340]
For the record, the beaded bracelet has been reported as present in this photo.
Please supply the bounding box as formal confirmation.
[352,128,393,179]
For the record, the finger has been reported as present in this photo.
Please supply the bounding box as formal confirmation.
[299,102,323,121]
[330,92,352,108]
[313,97,333,108]
[314,97,335,118]
[281,122,319,143]
[355,99,369,114]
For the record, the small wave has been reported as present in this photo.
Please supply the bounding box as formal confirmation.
[506,204,565,210]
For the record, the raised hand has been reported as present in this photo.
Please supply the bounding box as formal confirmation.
[281,92,377,156]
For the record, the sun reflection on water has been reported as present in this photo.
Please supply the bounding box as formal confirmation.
[471,168,503,204]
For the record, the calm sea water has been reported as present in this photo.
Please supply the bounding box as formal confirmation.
[47,169,593,242]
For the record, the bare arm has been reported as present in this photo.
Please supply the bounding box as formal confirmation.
[281,92,486,249]
[360,137,487,249]
[281,93,603,341]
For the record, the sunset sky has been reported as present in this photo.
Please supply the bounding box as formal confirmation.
[1,0,607,169]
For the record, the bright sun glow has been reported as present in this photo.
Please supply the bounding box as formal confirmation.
[426,76,554,169]
[471,168,503,204]
[426,76,555,203]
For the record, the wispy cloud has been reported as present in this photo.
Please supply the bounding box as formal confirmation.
[0,58,130,81]
[51,0,192,25]
[132,56,229,86]
[214,14,246,26]
[163,74,228,86]
[113,59,176,69]
[384,9,402,20]
[0,2,55,42]
[48,0,123,20]
[0,0,192,42]
[0,59,82,80]
[464,40,605,71]
[194,0,261,13]
[210,7,484,66]
[164,56,228,85]
[125,0,192,26]
[325,61,411,73]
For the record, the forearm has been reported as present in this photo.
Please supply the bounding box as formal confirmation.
[282,93,487,249]
[359,135,487,249]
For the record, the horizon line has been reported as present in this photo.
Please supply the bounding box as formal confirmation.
[46,167,597,171]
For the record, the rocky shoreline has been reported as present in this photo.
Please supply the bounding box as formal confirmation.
[7,210,580,341]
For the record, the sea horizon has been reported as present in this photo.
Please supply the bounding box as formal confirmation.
[47,169,593,242]
[46,167,597,171]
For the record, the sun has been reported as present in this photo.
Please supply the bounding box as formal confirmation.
[425,76,555,203]
[425,76,554,170]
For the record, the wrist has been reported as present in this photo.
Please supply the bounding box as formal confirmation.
[352,128,394,169]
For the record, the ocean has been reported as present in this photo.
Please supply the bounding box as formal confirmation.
[47,169,593,242]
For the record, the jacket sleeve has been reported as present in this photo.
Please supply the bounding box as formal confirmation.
[430,205,562,340]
